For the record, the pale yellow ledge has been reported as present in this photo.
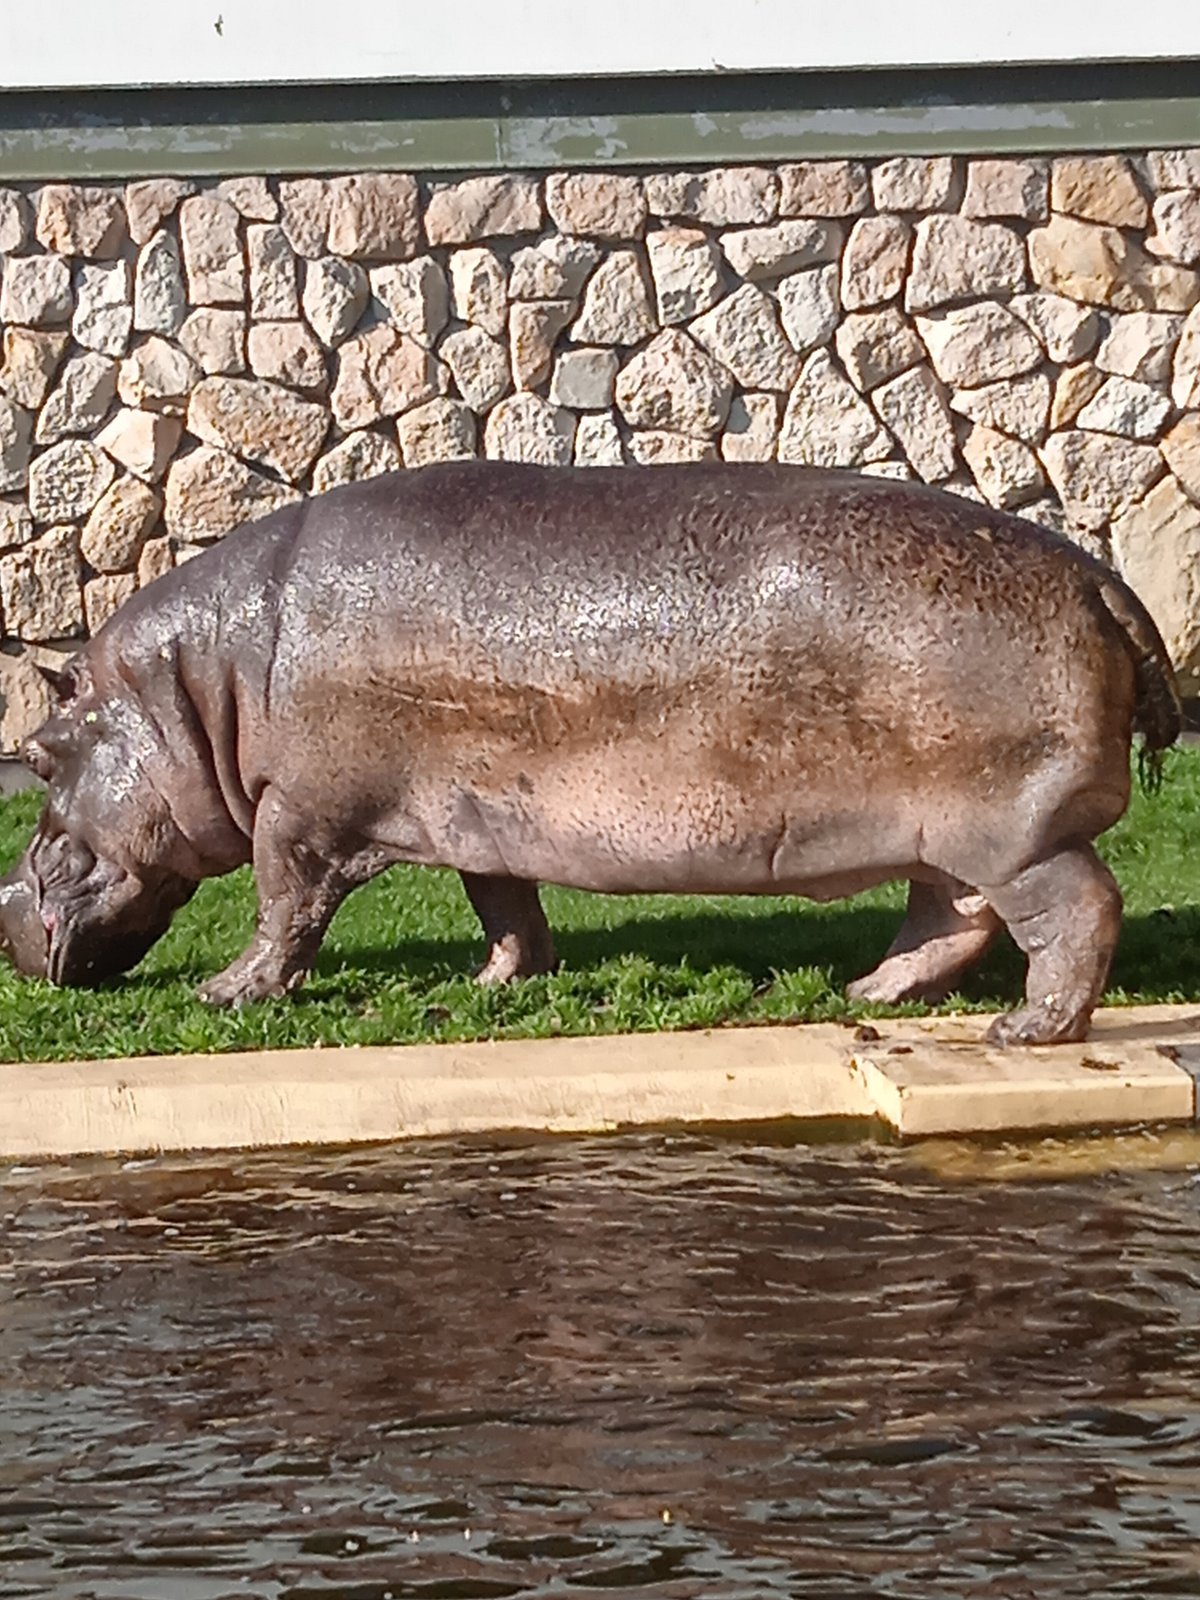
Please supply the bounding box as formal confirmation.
[0,1004,1197,1162]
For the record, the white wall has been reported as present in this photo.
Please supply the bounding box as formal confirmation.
[3,0,1199,91]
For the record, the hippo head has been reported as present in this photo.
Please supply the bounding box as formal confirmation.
[0,661,196,987]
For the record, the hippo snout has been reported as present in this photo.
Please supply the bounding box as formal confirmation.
[0,861,51,980]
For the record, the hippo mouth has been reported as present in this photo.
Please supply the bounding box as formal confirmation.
[0,831,196,987]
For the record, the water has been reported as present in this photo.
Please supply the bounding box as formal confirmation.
[3,1130,1200,1599]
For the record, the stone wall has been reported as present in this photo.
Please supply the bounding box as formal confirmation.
[1,154,1199,747]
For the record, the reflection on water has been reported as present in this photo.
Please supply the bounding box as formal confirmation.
[2,1131,1200,1598]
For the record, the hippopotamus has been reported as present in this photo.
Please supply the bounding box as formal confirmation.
[0,461,1181,1044]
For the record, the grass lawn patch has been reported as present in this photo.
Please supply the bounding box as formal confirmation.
[2,750,1199,1062]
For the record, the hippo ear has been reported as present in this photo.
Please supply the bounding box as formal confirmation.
[33,662,75,702]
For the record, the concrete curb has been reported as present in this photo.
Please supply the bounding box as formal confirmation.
[2,1004,1198,1162]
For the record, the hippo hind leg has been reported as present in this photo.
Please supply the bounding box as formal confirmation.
[461,872,559,984]
[848,876,1001,1005]
[980,843,1121,1047]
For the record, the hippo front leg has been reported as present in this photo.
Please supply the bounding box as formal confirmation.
[981,844,1122,1046]
[199,790,353,1007]
[461,872,559,984]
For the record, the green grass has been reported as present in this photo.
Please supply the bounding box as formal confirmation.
[2,750,1199,1062]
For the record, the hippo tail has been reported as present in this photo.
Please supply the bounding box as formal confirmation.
[1094,569,1183,793]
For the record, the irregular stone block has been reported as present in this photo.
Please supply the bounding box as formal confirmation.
[424,176,542,246]
[1147,150,1200,189]
[178,308,247,375]
[81,477,161,572]
[483,393,575,464]
[916,303,1041,387]
[0,187,33,253]
[546,173,646,240]
[646,168,779,226]
[1050,155,1149,229]
[510,301,573,391]
[1160,414,1200,503]
[962,425,1045,508]
[163,445,300,540]
[449,248,508,336]
[778,349,892,467]
[571,252,656,345]
[278,178,330,258]
[1,330,67,411]
[327,172,420,260]
[0,500,34,551]
[28,440,115,524]
[1050,364,1106,430]
[614,330,732,435]
[302,256,369,348]
[871,365,957,482]
[835,306,922,392]
[550,347,618,410]
[36,184,126,258]
[370,258,448,345]
[778,160,869,217]
[0,525,83,639]
[1096,312,1184,383]
[0,256,72,327]
[646,229,725,324]
[871,157,960,213]
[125,178,195,244]
[950,372,1051,445]
[1112,472,1200,688]
[962,159,1048,221]
[97,408,183,482]
[248,224,299,319]
[0,396,34,493]
[627,432,717,464]
[1146,190,1200,267]
[35,351,118,444]
[216,176,277,221]
[133,230,186,336]
[1041,430,1164,519]
[440,326,512,413]
[247,321,328,393]
[396,397,477,467]
[138,537,174,583]
[187,376,328,483]
[508,235,600,302]
[777,263,840,356]
[719,219,841,282]
[906,216,1026,312]
[179,194,245,305]
[330,325,445,430]
[1174,304,1200,408]
[690,284,799,391]
[311,430,403,494]
[1075,375,1172,440]
[118,337,201,415]
[574,412,624,466]
[84,571,138,634]
[720,392,779,462]
[841,216,911,310]
[73,261,133,357]
[1009,291,1100,364]
[1028,215,1200,312]
[0,647,57,748]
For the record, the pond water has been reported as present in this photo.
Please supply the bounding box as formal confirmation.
[2,1129,1200,1599]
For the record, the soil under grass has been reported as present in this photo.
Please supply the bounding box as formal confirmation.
[1,750,1199,1063]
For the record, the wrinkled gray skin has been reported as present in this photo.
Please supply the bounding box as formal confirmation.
[0,462,1182,1044]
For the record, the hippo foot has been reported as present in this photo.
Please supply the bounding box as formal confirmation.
[474,932,559,985]
[198,957,305,1007]
[986,1002,1091,1048]
[846,970,953,1006]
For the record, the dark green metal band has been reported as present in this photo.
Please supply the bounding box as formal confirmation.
[2,62,1199,180]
